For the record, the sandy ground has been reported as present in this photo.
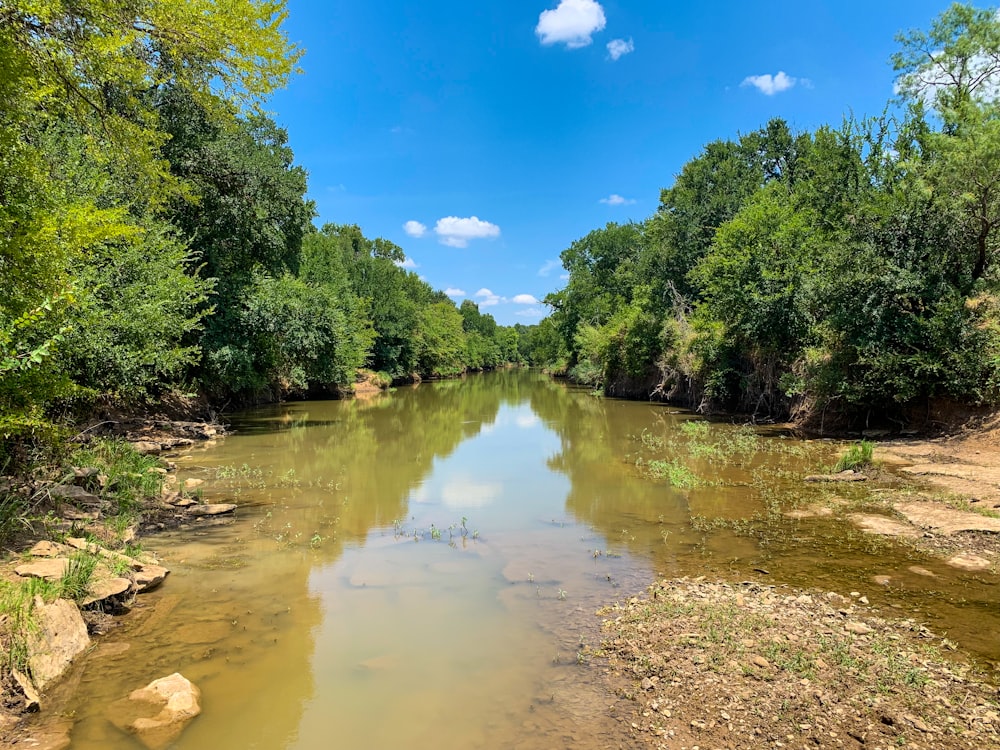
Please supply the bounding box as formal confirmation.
[597,579,1000,750]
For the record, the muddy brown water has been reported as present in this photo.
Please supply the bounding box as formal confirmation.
[31,370,1000,748]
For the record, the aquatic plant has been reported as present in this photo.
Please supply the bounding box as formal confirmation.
[834,440,875,472]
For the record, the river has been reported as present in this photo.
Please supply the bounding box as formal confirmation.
[34,369,1000,748]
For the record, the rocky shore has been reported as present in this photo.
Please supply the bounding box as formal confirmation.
[0,418,229,746]
[597,578,1000,750]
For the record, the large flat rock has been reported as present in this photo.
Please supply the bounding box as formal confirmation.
[893,501,1000,535]
[16,558,70,580]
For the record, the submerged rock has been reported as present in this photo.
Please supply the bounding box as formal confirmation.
[945,553,993,571]
[109,672,201,750]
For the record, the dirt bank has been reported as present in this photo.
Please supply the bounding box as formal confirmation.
[597,578,1000,750]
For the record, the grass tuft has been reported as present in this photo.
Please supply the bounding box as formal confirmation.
[834,440,875,472]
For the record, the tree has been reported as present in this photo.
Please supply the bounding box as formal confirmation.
[893,3,1000,116]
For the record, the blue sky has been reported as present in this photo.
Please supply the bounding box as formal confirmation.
[269,0,954,325]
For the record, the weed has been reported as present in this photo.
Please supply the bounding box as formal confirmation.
[59,552,98,602]
[648,459,700,489]
[834,440,875,472]
[69,438,162,514]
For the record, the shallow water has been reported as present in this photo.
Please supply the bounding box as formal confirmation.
[41,370,1000,748]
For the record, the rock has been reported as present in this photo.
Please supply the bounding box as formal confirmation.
[640,677,654,691]
[146,467,168,475]
[16,558,70,581]
[845,621,873,635]
[28,540,72,558]
[872,575,892,586]
[751,655,770,669]
[848,514,920,538]
[64,536,99,553]
[81,576,133,607]
[180,478,204,490]
[945,553,992,572]
[134,564,170,593]
[187,503,237,516]
[12,669,40,712]
[908,565,938,578]
[110,673,201,750]
[894,501,1000,535]
[784,505,834,519]
[71,467,100,483]
[47,484,102,506]
[804,471,868,483]
[173,497,196,508]
[130,441,162,455]
[904,714,931,732]
[27,597,90,690]
[57,503,99,521]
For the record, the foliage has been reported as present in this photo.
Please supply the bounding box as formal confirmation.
[526,5,1000,425]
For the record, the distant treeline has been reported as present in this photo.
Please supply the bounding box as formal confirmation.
[521,5,1000,428]
[0,1,521,447]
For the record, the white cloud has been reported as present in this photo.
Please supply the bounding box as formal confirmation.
[538,259,562,277]
[444,287,466,297]
[740,71,800,96]
[607,37,634,61]
[600,194,635,206]
[475,288,504,307]
[441,476,503,509]
[514,410,539,429]
[515,307,546,319]
[536,0,606,49]
[559,273,570,280]
[395,257,418,269]
[403,220,427,238]
[434,216,501,248]
[512,294,539,304]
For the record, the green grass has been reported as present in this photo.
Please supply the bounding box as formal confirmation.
[69,438,163,514]
[59,552,99,602]
[834,440,875,472]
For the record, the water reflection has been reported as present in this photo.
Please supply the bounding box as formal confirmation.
[38,370,1000,749]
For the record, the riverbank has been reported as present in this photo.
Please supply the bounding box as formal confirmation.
[0,415,230,742]
[2,380,999,747]
[597,578,1000,749]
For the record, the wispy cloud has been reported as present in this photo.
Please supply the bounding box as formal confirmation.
[536,0,606,49]
[740,71,806,96]
[607,37,634,61]
[396,257,418,269]
[435,216,501,248]
[445,288,466,298]
[403,220,427,238]
[512,294,539,304]
[600,194,635,206]
[515,307,546,319]
[538,259,562,277]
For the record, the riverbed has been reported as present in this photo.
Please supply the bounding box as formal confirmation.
[31,369,1000,748]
